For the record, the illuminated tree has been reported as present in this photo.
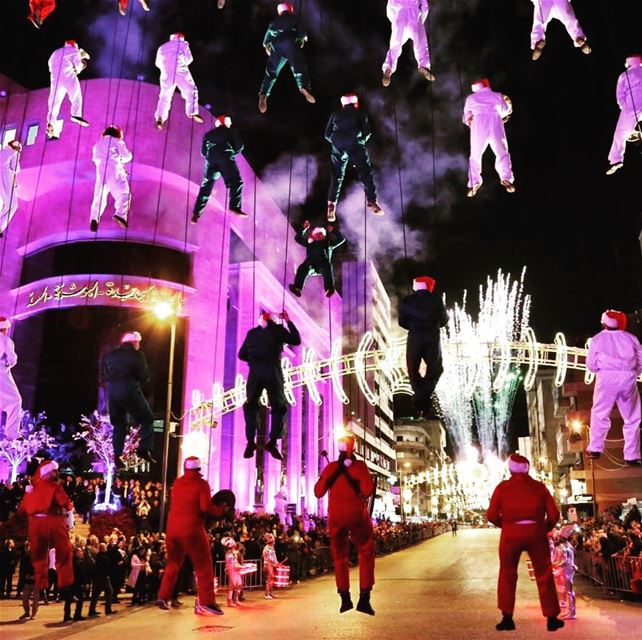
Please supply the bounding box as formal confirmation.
[0,411,56,483]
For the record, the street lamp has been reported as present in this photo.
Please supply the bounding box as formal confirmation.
[154,299,178,533]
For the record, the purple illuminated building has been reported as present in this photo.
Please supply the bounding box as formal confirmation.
[0,75,344,514]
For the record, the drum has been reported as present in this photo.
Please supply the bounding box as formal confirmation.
[240,562,257,576]
[274,565,290,588]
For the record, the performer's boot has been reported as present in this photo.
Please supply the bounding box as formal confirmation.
[227,591,236,607]
[243,439,256,459]
[547,617,564,632]
[567,590,576,619]
[495,613,516,631]
[356,589,374,616]
[265,439,283,461]
[338,590,353,613]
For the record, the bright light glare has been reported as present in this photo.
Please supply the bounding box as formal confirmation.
[153,300,174,320]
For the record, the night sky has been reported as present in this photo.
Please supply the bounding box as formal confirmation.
[2,0,641,346]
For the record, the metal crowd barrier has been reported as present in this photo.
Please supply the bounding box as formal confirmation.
[575,550,642,596]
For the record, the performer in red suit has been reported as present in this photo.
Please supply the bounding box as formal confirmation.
[17,460,74,593]
[314,431,375,615]
[487,454,565,632]
[156,456,228,615]
[28,1,57,28]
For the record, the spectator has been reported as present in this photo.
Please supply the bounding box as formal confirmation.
[0,538,16,598]
[88,543,114,616]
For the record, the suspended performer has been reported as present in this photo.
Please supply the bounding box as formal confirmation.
[398,276,448,415]
[464,78,515,198]
[530,0,591,61]
[46,40,90,140]
[89,126,132,232]
[192,115,248,222]
[154,33,204,130]
[382,0,435,87]
[102,331,155,468]
[314,430,375,616]
[27,1,56,29]
[258,3,316,114]
[606,55,642,176]
[0,141,22,238]
[288,221,345,298]
[118,0,150,16]
[325,94,384,222]
[222,537,243,607]
[17,461,74,597]
[0,317,22,440]
[586,310,642,465]
[238,311,301,461]
[487,454,565,633]
[156,457,228,616]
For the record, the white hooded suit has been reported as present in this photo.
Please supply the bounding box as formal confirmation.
[463,86,514,188]
[530,1,586,50]
[607,61,642,166]
[47,43,88,127]
[587,329,642,462]
[382,0,431,74]
[90,135,132,224]
[0,146,20,235]
[0,331,22,440]
[154,36,199,123]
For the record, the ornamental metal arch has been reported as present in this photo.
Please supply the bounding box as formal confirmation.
[188,331,641,431]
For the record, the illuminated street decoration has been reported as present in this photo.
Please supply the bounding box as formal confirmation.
[25,280,183,309]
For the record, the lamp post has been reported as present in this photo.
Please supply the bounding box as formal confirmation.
[154,300,177,533]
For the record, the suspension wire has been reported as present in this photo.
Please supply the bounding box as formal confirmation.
[280,153,295,312]
[392,102,410,296]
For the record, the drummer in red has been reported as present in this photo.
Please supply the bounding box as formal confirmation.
[17,460,74,593]
[314,430,375,615]
[156,456,226,615]
[487,454,565,632]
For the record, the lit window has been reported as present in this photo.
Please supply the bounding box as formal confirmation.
[26,123,39,146]
[2,127,17,147]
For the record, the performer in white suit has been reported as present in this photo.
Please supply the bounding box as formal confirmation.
[530,1,590,61]
[0,317,22,440]
[0,141,21,237]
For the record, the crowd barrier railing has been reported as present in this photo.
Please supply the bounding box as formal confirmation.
[575,550,642,596]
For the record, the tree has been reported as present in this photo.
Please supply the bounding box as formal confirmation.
[0,411,56,483]
[74,412,139,507]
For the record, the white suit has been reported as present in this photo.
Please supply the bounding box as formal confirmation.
[587,329,642,462]
[0,146,20,235]
[530,1,586,50]
[154,37,199,123]
[47,44,87,126]
[0,332,22,440]
[382,0,430,73]
[463,87,514,188]
[90,136,132,224]
[608,64,642,165]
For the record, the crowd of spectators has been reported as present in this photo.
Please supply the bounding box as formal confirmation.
[0,472,450,621]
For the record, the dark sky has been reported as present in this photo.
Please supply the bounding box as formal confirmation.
[2,0,642,347]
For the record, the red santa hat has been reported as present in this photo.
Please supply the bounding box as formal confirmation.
[258,312,271,328]
[184,456,201,470]
[507,454,530,474]
[103,125,124,139]
[170,32,186,40]
[38,460,59,479]
[121,331,142,344]
[214,115,232,128]
[65,39,78,47]
[221,536,236,548]
[8,140,22,152]
[601,309,627,331]
[413,275,436,292]
[0,316,11,330]
[340,93,359,108]
[277,3,294,14]
[471,78,490,92]
[625,54,642,68]
[264,532,275,543]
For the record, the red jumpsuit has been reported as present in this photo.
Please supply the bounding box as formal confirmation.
[18,467,74,591]
[29,1,57,24]
[158,470,222,605]
[487,473,560,617]
[314,459,375,592]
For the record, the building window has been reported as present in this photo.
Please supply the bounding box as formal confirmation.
[26,123,39,146]
[2,127,17,147]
